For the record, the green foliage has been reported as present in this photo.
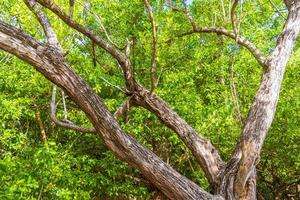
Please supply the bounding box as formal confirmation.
[0,0,299,199]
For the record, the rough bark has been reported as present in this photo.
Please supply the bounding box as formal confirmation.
[131,85,224,188]
[1,0,300,199]
[218,1,300,199]
[35,0,224,187]
[0,20,223,200]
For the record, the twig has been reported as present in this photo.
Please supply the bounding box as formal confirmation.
[24,0,62,50]
[37,0,136,89]
[91,41,97,67]
[74,0,120,48]
[61,90,68,121]
[229,0,243,125]
[268,0,287,20]
[230,0,239,40]
[113,98,134,121]
[99,76,125,93]
[33,101,47,142]
[229,51,243,125]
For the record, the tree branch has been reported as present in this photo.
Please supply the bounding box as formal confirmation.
[24,0,61,49]
[230,0,239,39]
[75,0,120,49]
[36,0,224,187]
[219,2,300,198]
[36,0,136,89]
[69,0,74,18]
[176,26,266,67]
[144,0,158,93]
[50,86,96,133]
[113,98,134,120]
[0,21,222,199]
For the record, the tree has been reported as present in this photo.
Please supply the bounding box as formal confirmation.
[0,0,299,199]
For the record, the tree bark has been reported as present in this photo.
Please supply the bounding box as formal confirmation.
[217,1,300,199]
[0,20,222,200]
[1,0,300,199]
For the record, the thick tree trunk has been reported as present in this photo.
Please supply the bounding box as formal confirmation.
[217,2,300,199]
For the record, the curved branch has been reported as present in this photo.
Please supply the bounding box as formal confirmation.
[177,27,266,67]
[50,86,96,133]
[24,0,61,49]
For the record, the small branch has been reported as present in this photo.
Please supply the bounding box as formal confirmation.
[113,98,134,121]
[99,76,125,93]
[37,0,136,89]
[125,38,131,58]
[229,0,243,124]
[268,0,287,20]
[230,0,239,39]
[69,0,74,18]
[169,2,265,67]
[74,0,120,48]
[61,90,68,121]
[91,41,97,67]
[229,52,243,125]
[144,0,158,93]
[50,86,96,133]
[182,1,197,31]
[33,101,47,143]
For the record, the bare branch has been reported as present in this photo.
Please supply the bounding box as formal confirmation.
[50,86,96,133]
[218,2,300,198]
[99,76,125,93]
[268,0,287,20]
[182,1,197,31]
[61,90,68,121]
[230,0,239,39]
[229,53,243,125]
[125,38,131,58]
[170,1,265,67]
[91,41,97,67]
[176,26,266,67]
[37,0,224,188]
[144,0,158,93]
[33,101,47,142]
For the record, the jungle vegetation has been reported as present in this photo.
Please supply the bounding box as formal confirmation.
[0,0,299,199]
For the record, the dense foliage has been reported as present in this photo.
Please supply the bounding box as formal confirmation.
[0,0,299,199]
